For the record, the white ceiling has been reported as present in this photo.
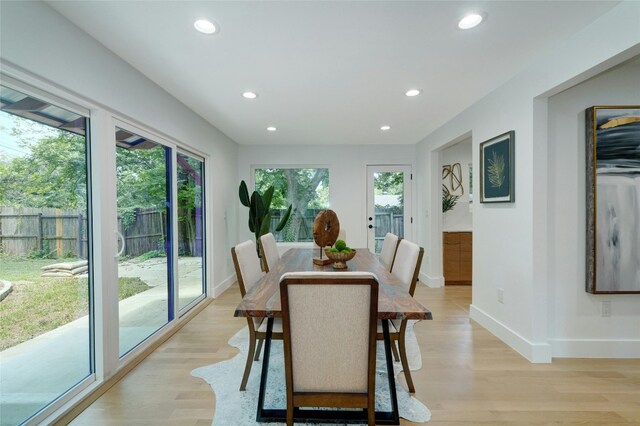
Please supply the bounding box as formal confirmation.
[48,1,618,146]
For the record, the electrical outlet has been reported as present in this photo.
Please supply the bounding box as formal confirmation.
[497,288,504,304]
[601,301,611,317]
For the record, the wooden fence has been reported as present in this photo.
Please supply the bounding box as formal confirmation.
[0,206,169,258]
[0,207,89,258]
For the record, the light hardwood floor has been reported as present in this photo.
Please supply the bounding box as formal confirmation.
[69,284,640,425]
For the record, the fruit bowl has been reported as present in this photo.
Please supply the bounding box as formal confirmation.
[324,248,356,269]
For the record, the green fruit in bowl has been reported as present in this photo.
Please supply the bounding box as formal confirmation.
[334,239,347,251]
[329,248,339,253]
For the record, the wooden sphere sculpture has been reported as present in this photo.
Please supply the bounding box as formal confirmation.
[313,209,340,249]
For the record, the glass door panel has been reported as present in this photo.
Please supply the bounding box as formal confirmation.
[0,85,92,424]
[177,152,205,311]
[115,126,172,357]
[366,165,412,253]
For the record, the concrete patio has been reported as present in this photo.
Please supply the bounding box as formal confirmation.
[0,257,204,426]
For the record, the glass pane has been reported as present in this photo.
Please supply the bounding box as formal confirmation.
[177,153,205,311]
[255,168,329,242]
[0,86,91,424]
[373,172,405,253]
[115,127,172,357]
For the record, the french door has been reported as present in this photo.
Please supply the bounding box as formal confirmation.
[366,165,412,253]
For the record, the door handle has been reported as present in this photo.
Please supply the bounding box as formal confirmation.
[116,230,125,257]
[368,224,375,229]
[368,217,373,221]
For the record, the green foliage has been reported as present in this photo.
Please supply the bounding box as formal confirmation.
[0,114,87,209]
[27,241,55,259]
[442,187,460,213]
[239,180,292,251]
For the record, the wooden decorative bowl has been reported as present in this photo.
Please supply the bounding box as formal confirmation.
[324,249,356,269]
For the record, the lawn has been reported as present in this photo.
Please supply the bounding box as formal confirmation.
[0,257,150,351]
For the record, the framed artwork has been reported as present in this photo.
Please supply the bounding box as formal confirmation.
[479,131,514,203]
[586,105,640,294]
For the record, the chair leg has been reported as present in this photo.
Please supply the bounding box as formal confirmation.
[254,338,264,361]
[398,321,415,393]
[240,330,257,391]
[390,338,400,362]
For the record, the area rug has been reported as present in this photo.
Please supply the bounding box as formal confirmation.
[192,322,431,425]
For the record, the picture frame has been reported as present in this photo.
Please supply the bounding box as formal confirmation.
[479,131,515,203]
[585,105,640,294]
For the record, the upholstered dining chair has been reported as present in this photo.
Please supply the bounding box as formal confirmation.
[379,232,400,271]
[377,238,424,393]
[231,240,283,391]
[279,272,379,426]
[260,232,280,272]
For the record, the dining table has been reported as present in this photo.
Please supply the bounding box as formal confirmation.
[234,247,433,425]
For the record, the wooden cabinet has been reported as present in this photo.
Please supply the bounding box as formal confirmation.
[443,231,472,285]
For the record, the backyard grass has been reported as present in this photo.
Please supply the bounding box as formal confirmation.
[0,257,150,351]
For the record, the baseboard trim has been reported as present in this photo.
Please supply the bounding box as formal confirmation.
[421,272,444,288]
[213,273,236,297]
[470,304,552,363]
[550,338,640,358]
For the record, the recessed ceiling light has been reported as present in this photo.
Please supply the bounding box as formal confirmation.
[242,91,258,99]
[193,19,217,34]
[267,126,277,132]
[380,125,391,131]
[405,89,422,97]
[458,13,483,30]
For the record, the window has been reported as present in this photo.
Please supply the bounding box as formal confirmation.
[254,168,329,242]
[0,84,92,424]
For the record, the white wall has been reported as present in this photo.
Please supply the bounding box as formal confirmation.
[0,1,239,295]
[237,144,417,251]
[547,58,640,357]
[441,138,473,231]
[416,1,640,361]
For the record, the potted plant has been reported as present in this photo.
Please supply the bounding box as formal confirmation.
[239,180,292,267]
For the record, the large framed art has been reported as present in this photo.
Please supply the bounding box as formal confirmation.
[586,105,640,294]
[480,131,514,203]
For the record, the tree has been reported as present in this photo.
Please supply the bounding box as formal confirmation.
[0,116,87,209]
[255,168,329,242]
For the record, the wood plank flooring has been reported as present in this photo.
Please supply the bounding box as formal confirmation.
[69,285,640,425]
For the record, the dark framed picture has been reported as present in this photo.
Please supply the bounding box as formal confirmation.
[479,131,514,203]
[586,105,640,294]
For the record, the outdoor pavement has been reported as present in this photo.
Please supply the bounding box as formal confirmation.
[0,257,204,426]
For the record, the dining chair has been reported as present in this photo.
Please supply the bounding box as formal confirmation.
[379,232,400,271]
[231,240,283,391]
[377,238,424,393]
[279,272,379,426]
[260,232,280,272]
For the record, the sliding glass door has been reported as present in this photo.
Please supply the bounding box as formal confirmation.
[177,152,205,312]
[0,84,92,424]
[115,126,173,357]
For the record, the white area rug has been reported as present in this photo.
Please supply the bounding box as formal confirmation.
[192,321,431,425]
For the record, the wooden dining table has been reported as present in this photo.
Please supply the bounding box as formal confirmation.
[234,247,433,425]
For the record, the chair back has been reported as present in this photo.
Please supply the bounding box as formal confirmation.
[379,232,400,270]
[259,232,280,272]
[231,240,264,297]
[390,239,424,296]
[279,272,378,417]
